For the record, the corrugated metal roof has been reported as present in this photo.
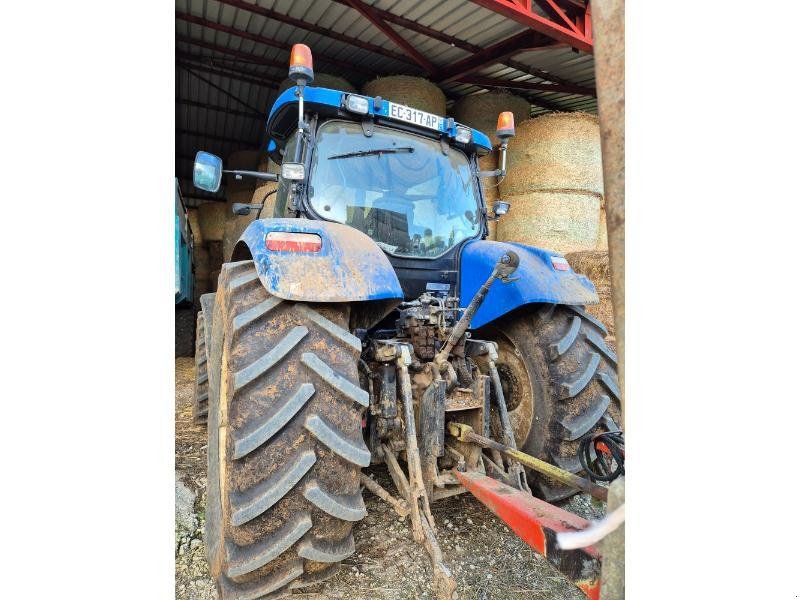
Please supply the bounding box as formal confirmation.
[176,0,596,202]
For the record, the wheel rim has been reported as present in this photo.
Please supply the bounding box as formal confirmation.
[487,330,535,448]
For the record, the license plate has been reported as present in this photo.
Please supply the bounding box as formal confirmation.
[387,102,442,131]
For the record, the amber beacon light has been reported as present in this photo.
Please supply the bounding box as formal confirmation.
[496,111,516,140]
[289,43,314,83]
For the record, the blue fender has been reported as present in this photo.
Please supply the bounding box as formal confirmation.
[459,240,599,330]
[237,218,404,303]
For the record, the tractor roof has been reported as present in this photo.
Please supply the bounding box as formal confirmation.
[266,86,492,162]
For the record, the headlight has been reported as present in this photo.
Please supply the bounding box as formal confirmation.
[345,94,369,114]
[281,162,305,180]
[455,126,472,144]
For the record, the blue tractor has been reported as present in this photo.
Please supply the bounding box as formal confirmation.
[191,45,620,599]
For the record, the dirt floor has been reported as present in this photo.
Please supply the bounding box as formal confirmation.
[175,357,604,600]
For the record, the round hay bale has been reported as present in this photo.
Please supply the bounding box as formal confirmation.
[187,208,203,245]
[452,90,530,147]
[222,152,266,260]
[564,250,614,336]
[197,202,226,242]
[501,112,603,197]
[222,157,281,261]
[479,153,500,240]
[362,75,446,116]
[497,190,601,254]
[278,73,357,95]
[251,156,281,218]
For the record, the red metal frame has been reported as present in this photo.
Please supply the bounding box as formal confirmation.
[469,0,593,53]
[454,470,601,600]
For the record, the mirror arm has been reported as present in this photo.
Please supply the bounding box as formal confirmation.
[222,170,279,182]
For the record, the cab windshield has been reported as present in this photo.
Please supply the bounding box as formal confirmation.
[308,120,481,258]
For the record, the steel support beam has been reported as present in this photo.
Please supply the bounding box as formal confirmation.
[180,67,267,116]
[533,0,582,34]
[469,0,593,53]
[342,0,437,75]
[216,0,413,68]
[457,75,595,96]
[177,60,280,89]
[176,12,375,77]
[176,99,263,120]
[176,34,285,69]
[437,30,551,83]
[331,0,481,53]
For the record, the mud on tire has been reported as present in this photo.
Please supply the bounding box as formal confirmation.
[193,312,209,424]
[482,304,622,501]
[205,260,369,599]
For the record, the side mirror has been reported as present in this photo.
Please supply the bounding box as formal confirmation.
[232,203,264,216]
[492,201,510,218]
[193,151,223,192]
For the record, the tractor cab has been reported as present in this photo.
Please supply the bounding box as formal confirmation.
[194,44,514,299]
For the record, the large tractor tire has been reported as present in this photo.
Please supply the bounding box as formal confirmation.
[481,304,621,501]
[193,312,209,424]
[194,294,217,425]
[205,260,369,599]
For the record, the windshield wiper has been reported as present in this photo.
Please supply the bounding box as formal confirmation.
[328,147,414,160]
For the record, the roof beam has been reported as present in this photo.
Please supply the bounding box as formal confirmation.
[326,0,591,93]
[437,30,552,83]
[330,0,482,54]
[176,99,264,120]
[176,34,285,69]
[215,0,413,68]
[177,60,280,89]
[342,0,438,75]
[456,75,595,97]
[180,66,267,115]
[505,58,595,95]
[533,0,582,35]
[468,0,592,53]
[175,12,375,77]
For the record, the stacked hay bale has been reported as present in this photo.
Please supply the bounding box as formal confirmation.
[498,112,612,333]
[362,75,446,116]
[498,112,604,251]
[564,250,614,338]
[221,150,262,262]
[250,155,281,218]
[194,201,226,296]
[278,73,357,95]
[187,208,202,246]
[452,90,531,240]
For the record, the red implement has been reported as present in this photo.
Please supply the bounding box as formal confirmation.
[454,470,601,600]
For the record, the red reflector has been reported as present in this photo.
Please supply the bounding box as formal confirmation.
[551,256,570,271]
[266,231,322,252]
